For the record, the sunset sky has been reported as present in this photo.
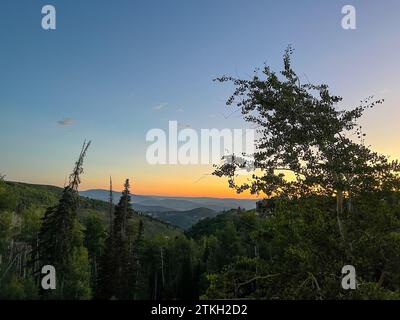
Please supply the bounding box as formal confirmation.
[0,0,399,198]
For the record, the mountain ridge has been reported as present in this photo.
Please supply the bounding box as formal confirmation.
[80,189,258,212]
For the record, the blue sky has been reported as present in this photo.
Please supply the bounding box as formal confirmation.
[0,0,399,195]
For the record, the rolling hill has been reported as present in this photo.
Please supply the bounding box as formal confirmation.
[5,181,181,237]
[79,189,258,229]
[3,182,258,231]
[147,207,219,230]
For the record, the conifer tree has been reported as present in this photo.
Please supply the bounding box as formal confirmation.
[109,176,113,233]
[131,219,145,299]
[84,213,105,293]
[37,141,92,298]
[96,233,115,299]
[112,179,133,298]
[97,179,134,299]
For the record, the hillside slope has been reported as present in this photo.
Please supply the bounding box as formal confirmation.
[148,207,219,230]
[5,181,180,237]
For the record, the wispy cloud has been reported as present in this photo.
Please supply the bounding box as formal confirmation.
[153,102,168,111]
[57,117,74,126]
[176,107,184,112]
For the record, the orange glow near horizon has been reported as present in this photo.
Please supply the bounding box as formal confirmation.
[6,93,399,201]
[79,173,260,199]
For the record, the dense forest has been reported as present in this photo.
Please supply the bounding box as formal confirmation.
[1,175,399,300]
[1,50,399,299]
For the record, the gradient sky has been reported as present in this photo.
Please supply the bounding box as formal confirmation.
[0,0,399,197]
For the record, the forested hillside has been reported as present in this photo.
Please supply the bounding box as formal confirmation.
[148,207,219,230]
[0,176,182,299]
[2,175,400,299]
[189,196,400,299]
[3,181,180,237]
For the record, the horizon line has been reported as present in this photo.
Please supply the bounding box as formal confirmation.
[7,179,261,201]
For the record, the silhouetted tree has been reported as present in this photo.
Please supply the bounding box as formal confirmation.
[97,179,133,299]
[38,141,92,298]
[213,47,400,259]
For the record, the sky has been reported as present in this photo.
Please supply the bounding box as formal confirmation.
[0,0,399,198]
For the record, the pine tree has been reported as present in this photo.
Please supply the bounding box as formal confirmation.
[96,234,115,299]
[37,141,92,299]
[83,213,106,293]
[131,219,145,299]
[113,179,133,299]
[97,179,134,299]
[108,176,113,233]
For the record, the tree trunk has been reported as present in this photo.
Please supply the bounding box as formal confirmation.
[336,189,345,241]
[336,189,352,260]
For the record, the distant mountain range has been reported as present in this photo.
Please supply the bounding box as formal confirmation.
[80,189,258,212]
[79,189,258,229]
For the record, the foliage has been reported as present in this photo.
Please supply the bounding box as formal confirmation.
[200,195,400,300]
[213,47,400,200]
[83,213,106,291]
[97,179,136,299]
[37,141,92,299]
